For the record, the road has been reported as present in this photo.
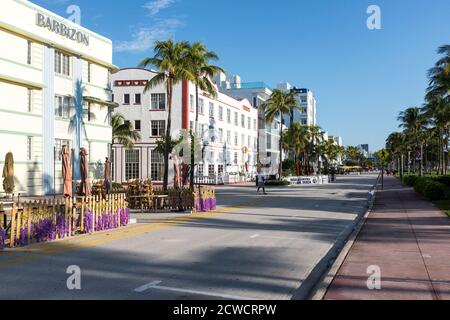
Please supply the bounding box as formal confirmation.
[0,174,377,300]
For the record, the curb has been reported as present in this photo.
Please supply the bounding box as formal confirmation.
[300,174,381,300]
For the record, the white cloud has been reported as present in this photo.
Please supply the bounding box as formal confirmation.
[114,19,183,53]
[143,0,175,16]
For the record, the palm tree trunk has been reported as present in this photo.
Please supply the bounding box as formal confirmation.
[190,85,199,188]
[163,79,173,191]
[279,113,283,179]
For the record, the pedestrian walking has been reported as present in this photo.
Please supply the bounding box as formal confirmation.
[256,172,267,195]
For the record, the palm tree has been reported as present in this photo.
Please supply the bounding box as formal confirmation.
[307,125,325,174]
[262,89,300,179]
[398,107,428,174]
[112,114,141,149]
[427,45,450,103]
[282,122,309,175]
[139,39,194,191]
[186,42,225,188]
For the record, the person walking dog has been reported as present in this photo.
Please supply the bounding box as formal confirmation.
[256,172,267,195]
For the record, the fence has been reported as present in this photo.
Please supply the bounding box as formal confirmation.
[0,194,129,249]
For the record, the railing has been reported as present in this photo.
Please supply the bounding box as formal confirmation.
[0,194,129,249]
[194,175,224,186]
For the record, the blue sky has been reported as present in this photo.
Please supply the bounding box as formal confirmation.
[35,0,450,151]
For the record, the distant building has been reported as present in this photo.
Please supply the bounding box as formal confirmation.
[112,69,259,185]
[357,144,370,158]
[277,83,317,128]
[214,72,281,176]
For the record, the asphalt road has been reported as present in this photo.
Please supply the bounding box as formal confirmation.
[0,174,378,300]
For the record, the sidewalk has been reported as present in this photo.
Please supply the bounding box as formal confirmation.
[324,176,450,300]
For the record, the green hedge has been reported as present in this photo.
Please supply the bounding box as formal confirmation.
[434,175,450,187]
[413,177,447,201]
[403,175,419,187]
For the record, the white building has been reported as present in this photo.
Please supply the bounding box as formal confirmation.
[112,69,259,185]
[0,0,117,195]
[277,83,317,127]
[214,72,281,177]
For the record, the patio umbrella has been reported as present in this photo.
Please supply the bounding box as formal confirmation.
[78,148,91,196]
[104,157,112,194]
[61,146,72,197]
[2,152,14,194]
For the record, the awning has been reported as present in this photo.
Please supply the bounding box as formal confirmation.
[0,73,45,90]
[83,96,119,108]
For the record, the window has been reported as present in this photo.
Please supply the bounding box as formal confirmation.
[198,98,204,114]
[226,131,231,144]
[218,164,224,176]
[55,95,71,119]
[208,165,215,177]
[209,102,214,118]
[124,94,130,105]
[241,114,245,128]
[27,89,33,112]
[219,106,224,121]
[267,133,272,149]
[197,164,204,177]
[135,120,141,131]
[83,102,91,121]
[234,132,238,146]
[226,109,231,124]
[112,94,115,102]
[27,137,33,161]
[248,136,251,148]
[254,137,258,149]
[234,112,238,126]
[218,128,223,143]
[27,41,32,65]
[253,119,257,131]
[151,120,165,137]
[55,51,70,76]
[55,139,71,161]
[135,93,141,105]
[87,63,92,83]
[248,117,251,129]
[151,93,165,110]
[190,95,194,112]
[234,152,238,164]
[301,97,307,103]
[241,134,245,146]
[151,150,164,181]
[125,149,140,181]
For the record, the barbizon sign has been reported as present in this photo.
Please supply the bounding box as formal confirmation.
[36,13,89,46]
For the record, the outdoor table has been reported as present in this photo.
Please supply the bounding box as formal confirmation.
[127,195,168,214]
[151,195,168,214]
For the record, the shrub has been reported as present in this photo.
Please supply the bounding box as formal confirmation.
[403,175,419,187]
[434,175,450,188]
[414,177,446,201]
[265,180,290,186]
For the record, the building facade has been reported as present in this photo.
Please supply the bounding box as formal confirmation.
[112,69,259,185]
[277,83,317,127]
[0,0,117,195]
[214,72,281,176]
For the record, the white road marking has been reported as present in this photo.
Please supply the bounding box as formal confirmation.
[250,234,260,239]
[134,281,162,293]
[134,281,259,300]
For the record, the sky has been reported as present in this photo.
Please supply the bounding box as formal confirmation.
[33,0,450,151]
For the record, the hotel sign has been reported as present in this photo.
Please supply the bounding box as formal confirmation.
[36,13,89,46]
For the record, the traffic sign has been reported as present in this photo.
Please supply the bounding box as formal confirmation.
[378,149,389,161]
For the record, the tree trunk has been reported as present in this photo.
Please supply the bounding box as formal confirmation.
[279,112,283,180]
[190,85,199,188]
[163,79,173,191]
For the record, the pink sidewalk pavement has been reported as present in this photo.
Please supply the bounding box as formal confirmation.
[325,176,450,300]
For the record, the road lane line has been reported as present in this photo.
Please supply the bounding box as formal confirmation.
[0,204,251,269]
[250,234,260,239]
[134,281,259,300]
